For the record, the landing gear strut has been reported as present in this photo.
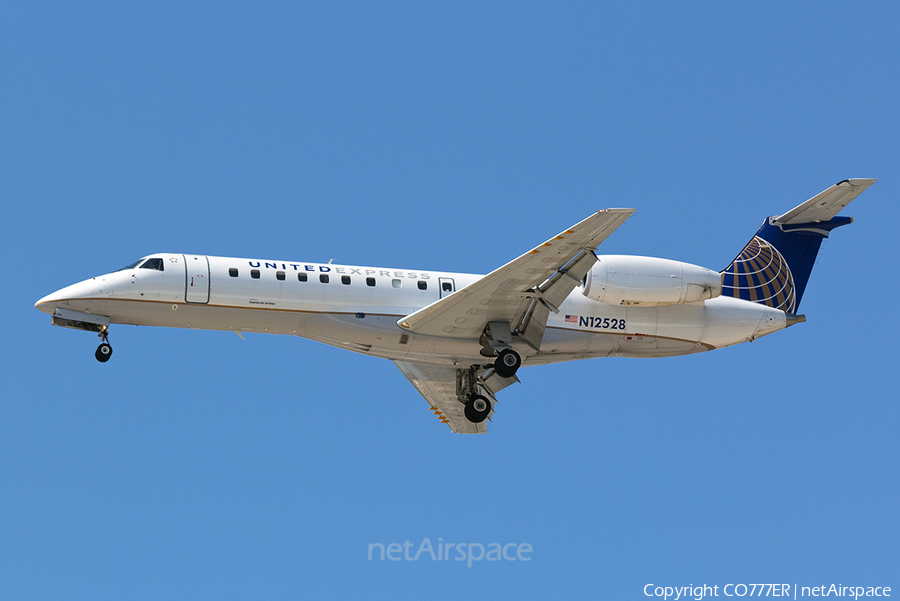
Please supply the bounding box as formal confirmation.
[493,349,521,378]
[95,327,112,363]
[456,365,496,424]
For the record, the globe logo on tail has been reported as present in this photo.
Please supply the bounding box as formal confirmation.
[721,236,796,313]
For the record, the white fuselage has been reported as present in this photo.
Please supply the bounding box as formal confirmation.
[35,252,788,366]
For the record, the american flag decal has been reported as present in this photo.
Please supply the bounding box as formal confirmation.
[565,315,578,323]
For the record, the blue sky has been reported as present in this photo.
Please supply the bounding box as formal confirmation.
[2,2,898,599]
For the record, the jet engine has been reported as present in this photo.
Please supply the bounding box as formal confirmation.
[582,255,722,306]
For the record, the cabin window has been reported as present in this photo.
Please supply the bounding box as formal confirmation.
[276,271,286,281]
[341,275,351,285]
[417,281,427,290]
[320,274,329,283]
[140,258,164,271]
[251,269,260,279]
[366,277,376,287]
[298,273,308,282]
[392,279,402,288]
[442,281,453,292]
[229,268,239,277]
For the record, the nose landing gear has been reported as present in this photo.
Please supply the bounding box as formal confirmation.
[95,327,113,363]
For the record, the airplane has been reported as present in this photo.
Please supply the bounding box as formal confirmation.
[35,179,875,433]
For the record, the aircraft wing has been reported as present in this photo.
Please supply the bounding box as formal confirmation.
[394,360,520,433]
[774,178,876,225]
[394,360,486,434]
[397,209,634,350]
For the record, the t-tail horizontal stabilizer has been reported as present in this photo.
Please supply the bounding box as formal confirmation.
[721,179,875,313]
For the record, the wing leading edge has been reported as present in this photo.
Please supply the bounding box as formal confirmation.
[397,209,634,350]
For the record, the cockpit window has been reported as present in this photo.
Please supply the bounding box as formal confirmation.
[117,259,144,271]
[140,258,164,271]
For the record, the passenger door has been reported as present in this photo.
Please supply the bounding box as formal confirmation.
[184,254,210,304]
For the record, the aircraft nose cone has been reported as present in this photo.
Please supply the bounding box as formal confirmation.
[35,290,64,314]
[35,278,104,315]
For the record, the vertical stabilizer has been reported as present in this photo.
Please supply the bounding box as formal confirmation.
[721,179,875,312]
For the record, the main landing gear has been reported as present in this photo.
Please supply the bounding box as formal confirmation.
[479,323,521,379]
[462,350,518,423]
[456,343,523,425]
[464,394,492,423]
[95,327,113,363]
[493,348,521,379]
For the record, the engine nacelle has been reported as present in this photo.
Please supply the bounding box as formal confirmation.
[582,255,722,306]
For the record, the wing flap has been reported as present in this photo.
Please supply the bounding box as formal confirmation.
[480,369,520,396]
[515,299,550,351]
[536,248,598,310]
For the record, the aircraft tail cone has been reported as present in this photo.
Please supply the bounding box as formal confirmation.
[785,313,806,328]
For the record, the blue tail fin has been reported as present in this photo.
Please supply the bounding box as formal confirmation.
[720,179,875,312]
